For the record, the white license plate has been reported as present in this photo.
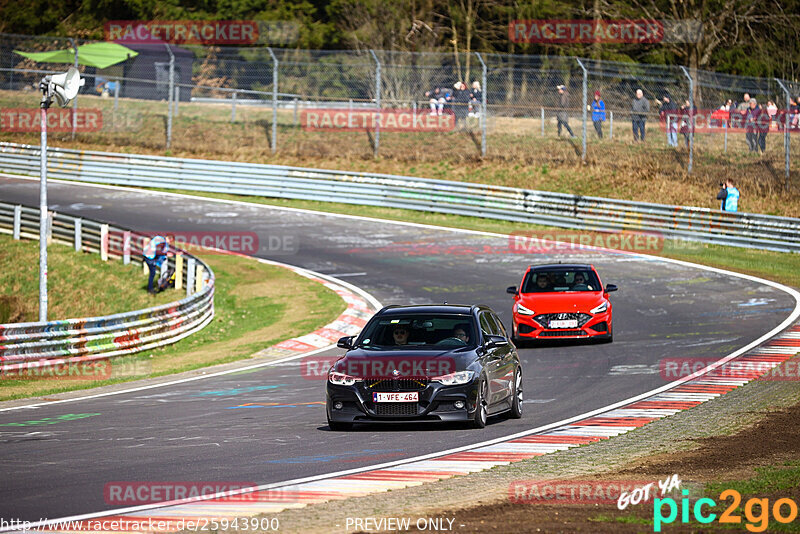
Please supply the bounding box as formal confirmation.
[373,392,418,403]
[550,319,578,329]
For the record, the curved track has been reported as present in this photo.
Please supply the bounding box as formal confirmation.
[0,175,796,521]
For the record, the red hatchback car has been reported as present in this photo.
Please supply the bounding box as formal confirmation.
[507,264,617,343]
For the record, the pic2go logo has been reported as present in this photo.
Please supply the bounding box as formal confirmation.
[654,489,799,532]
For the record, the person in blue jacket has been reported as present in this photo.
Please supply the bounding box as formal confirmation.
[716,179,740,212]
[591,90,606,138]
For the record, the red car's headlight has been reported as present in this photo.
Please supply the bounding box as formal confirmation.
[590,302,608,314]
[515,303,535,316]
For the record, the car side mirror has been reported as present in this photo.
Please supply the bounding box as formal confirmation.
[506,286,518,295]
[485,334,509,348]
[605,284,618,293]
[337,336,354,349]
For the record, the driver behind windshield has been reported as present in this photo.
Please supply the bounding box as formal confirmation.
[391,325,409,345]
[571,272,589,290]
[452,324,470,343]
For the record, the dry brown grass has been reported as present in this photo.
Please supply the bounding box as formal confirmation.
[1,90,797,217]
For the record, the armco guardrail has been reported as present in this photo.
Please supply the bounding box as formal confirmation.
[0,201,215,371]
[1,142,799,253]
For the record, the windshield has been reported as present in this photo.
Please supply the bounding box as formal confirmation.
[522,269,601,293]
[357,313,476,350]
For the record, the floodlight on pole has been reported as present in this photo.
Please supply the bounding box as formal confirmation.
[37,66,84,322]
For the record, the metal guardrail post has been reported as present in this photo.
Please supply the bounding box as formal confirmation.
[267,47,278,154]
[123,231,131,265]
[679,66,694,174]
[293,98,298,125]
[174,86,179,116]
[74,218,81,251]
[164,44,174,150]
[113,79,119,111]
[38,107,48,322]
[13,205,21,239]
[186,257,196,297]
[576,58,588,162]
[175,253,183,290]
[775,78,792,190]
[476,52,487,157]
[231,91,237,122]
[100,224,109,261]
[369,50,381,158]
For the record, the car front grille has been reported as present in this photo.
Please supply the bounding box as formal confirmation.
[534,313,592,328]
[363,378,429,391]
[374,402,419,416]
[539,330,588,337]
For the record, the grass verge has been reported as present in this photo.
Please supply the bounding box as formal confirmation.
[0,242,345,401]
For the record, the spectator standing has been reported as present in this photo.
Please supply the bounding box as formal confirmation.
[452,81,470,126]
[716,179,740,212]
[556,85,576,138]
[679,99,695,148]
[631,89,650,142]
[659,94,678,147]
[744,98,767,153]
[790,97,799,129]
[590,90,605,138]
[736,93,751,112]
[468,81,482,117]
[142,234,173,294]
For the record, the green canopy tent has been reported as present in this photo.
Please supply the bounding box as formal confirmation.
[14,42,138,69]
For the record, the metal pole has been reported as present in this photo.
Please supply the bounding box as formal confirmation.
[164,44,174,150]
[70,38,78,141]
[174,86,179,116]
[231,91,237,122]
[724,121,727,153]
[541,107,545,136]
[39,105,48,321]
[610,110,613,139]
[293,98,298,125]
[775,78,792,189]
[114,79,119,111]
[476,52,487,157]
[576,59,588,162]
[267,48,278,154]
[370,50,381,158]
[679,66,694,174]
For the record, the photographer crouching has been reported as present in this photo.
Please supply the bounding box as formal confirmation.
[716,179,740,212]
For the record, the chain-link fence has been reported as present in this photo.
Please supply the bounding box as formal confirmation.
[0,32,797,187]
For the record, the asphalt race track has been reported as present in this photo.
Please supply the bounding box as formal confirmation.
[0,175,796,522]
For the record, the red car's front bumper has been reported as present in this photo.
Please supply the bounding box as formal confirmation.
[513,311,612,339]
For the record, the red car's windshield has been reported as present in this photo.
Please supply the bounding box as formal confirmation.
[522,269,601,293]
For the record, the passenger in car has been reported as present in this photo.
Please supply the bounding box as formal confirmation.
[535,274,551,291]
[571,273,589,290]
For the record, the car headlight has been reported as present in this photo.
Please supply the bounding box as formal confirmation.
[432,370,475,386]
[590,302,608,314]
[328,371,361,386]
[515,303,535,316]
